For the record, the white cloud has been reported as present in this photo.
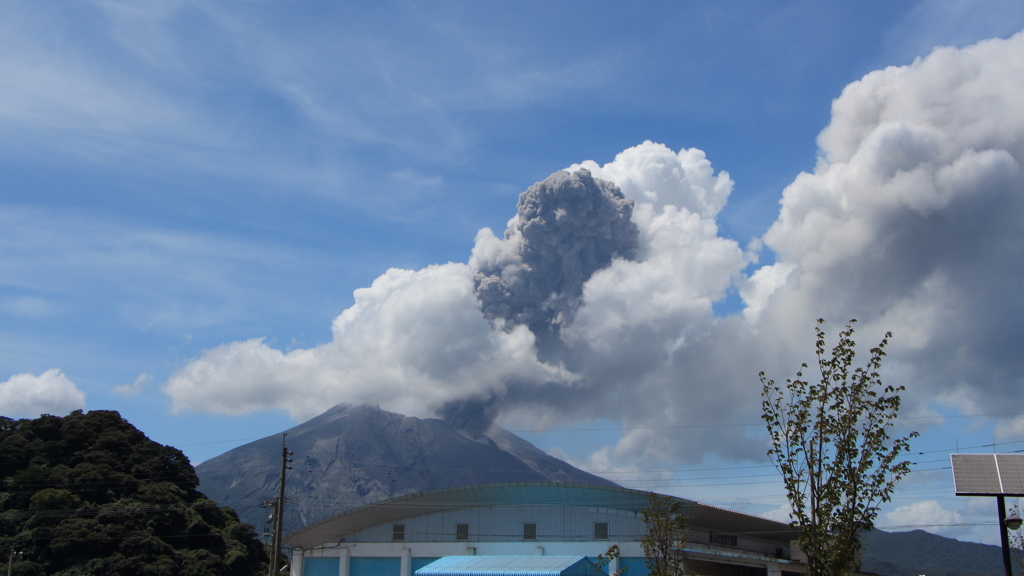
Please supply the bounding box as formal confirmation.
[762,503,793,524]
[564,201,745,350]
[112,373,152,396]
[755,30,1024,414]
[165,264,577,421]
[882,496,1004,545]
[882,500,964,533]
[740,262,795,323]
[0,1,628,201]
[0,369,86,418]
[880,0,1024,68]
[568,141,734,218]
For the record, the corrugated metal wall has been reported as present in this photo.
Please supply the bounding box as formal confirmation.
[351,557,401,576]
[304,557,340,576]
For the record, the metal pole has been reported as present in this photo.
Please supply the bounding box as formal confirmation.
[270,434,291,576]
[7,548,14,576]
[268,494,278,576]
[1000,496,1013,576]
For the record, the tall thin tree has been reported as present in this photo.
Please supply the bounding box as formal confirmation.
[761,319,917,576]
[641,492,688,576]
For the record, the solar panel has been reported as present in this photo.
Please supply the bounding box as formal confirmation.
[951,454,1024,496]
[997,455,1024,495]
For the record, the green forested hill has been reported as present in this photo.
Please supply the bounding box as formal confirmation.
[0,410,268,576]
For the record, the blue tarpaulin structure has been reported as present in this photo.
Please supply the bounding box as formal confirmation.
[415,556,594,576]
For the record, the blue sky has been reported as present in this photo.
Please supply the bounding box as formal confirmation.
[4,0,1024,545]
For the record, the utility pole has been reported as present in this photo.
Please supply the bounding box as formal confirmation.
[269,434,293,576]
[7,548,20,576]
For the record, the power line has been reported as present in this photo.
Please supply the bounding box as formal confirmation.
[9,427,1024,508]
[8,422,1024,478]
[505,412,1024,434]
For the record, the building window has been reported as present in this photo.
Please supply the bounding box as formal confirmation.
[392,524,405,542]
[456,524,469,541]
[594,522,608,540]
[523,523,537,540]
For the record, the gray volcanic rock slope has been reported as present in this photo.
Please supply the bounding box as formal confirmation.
[195,404,617,534]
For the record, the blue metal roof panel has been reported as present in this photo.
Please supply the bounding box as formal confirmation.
[415,556,592,576]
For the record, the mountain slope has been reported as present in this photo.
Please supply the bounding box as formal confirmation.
[195,404,617,534]
[862,529,1008,576]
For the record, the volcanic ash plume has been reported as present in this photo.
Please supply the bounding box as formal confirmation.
[164,31,1024,470]
[472,168,639,335]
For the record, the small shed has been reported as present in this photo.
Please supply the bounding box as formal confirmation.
[415,556,594,576]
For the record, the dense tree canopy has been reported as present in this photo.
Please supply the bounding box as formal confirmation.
[0,410,268,576]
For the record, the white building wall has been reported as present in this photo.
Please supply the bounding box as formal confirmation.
[292,504,795,576]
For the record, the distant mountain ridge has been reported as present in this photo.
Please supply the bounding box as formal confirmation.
[861,529,1009,576]
[195,404,618,534]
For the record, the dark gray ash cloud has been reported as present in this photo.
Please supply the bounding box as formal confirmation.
[437,397,499,439]
[473,168,639,335]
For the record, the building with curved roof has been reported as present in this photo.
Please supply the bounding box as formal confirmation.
[285,482,804,576]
